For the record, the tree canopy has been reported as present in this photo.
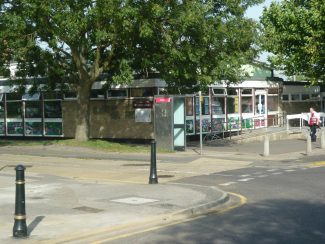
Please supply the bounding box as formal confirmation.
[0,0,262,140]
[260,0,325,82]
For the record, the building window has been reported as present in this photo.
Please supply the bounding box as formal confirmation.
[7,102,22,118]
[43,92,62,100]
[227,97,239,114]
[195,97,210,115]
[186,97,194,116]
[131,88,155,97]
[212,97,225,115]
[291,94,300,101]
[25,101,42,118]
[301,94,310,101]
[107,89,128,98]
[227,88,238,96]
[311,93,319,99]
[267,96,278,112]
[241,89,252,95]
[282,94,289,101]
[22,93,40,101]
[0,102,4,118]
[268,88,278,94]
[64,91,77,100]
[91,89,106,99]
[203,97,209,115]
[213,89,226,95]
[241,97,253,113]
[44,101,62,118]
[6,93,22,101]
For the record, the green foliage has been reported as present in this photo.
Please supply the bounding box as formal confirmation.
[260,0,325,82]
[1,0,262,92]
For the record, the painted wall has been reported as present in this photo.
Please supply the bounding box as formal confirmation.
[62,99,154,139]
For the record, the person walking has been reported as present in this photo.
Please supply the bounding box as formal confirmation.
[309,107,320,142]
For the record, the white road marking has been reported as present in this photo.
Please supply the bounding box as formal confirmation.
[271,172,283,175]
[240,174,251,177]
[267,169,279,172]
[219,182,237,186]
[253,172,263,175]
[257,174,268,178]
[237,178,254,182]
[300,168,308,170]
[284,169,296,172]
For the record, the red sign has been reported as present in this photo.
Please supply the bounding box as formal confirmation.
[155,97,171,103]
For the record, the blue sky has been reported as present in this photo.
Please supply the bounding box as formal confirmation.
[245,0,276,21]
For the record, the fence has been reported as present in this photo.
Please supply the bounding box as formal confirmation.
[286,112,325,131]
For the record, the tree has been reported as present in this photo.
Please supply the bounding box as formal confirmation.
[260,0,325,82]
[0,0,262,141]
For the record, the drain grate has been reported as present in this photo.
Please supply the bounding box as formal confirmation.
[158,175,174,178]
[73,206,103,213]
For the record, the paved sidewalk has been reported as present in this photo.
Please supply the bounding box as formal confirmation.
[0,169,227,243]
[0,148,239,244]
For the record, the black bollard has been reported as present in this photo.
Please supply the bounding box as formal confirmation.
[13,164,28,238]
[149,140,158,184]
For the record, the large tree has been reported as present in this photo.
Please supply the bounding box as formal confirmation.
[260,0,325,82]
[0,0,262,140]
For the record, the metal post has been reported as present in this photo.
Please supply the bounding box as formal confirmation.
[199,91,203,155]
[149,140,158,184]
[13,165,27,238]
[306,134,312,155]
[321,129,325,149]
[263,135,270,157]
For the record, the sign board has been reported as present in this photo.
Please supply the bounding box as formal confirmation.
[155,97,171,103]
[133,100,153,108]
[135,108,152,123]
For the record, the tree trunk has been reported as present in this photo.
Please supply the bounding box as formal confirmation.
[74,83,92,141]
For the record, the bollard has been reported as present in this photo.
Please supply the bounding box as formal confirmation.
[306,134,312,155]
[13,165,27,238]
[149,140,158,184]
[263,135,270,157]
[321,129,325,149]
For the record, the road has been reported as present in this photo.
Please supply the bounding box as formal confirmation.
[105,155,325,244]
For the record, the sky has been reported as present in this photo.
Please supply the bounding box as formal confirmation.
[245,0,277,21]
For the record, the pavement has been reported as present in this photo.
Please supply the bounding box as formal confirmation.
[0,136,324,243]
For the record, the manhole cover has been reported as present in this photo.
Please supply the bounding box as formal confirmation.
[111,197,159,205]
[73,206,103,213]
[158,175,174,178]
[123,164,150,167]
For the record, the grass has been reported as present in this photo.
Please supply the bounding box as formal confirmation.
[0,138,174,153]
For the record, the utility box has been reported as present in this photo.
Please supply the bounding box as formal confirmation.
[154,96,186,151]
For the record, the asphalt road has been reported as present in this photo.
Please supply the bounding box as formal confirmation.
[107,155,325,244]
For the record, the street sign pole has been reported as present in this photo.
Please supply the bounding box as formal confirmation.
[199,91,203,155]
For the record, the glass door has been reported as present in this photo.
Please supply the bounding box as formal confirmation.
[173,97,186,151]
[255,90,267,128]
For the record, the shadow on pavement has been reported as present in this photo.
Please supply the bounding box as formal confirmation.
[27,216,45,236]
[141,199,325,244]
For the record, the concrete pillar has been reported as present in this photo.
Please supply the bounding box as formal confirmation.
[306,134,312,155]
[263,135,270,157]
[321,129,325,149]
